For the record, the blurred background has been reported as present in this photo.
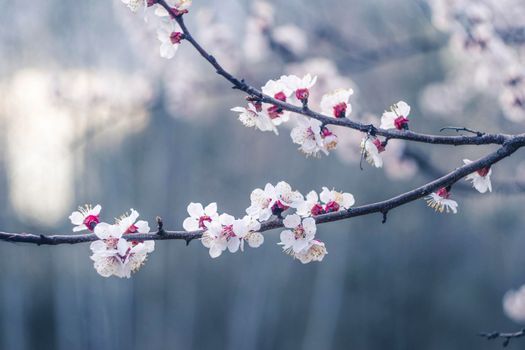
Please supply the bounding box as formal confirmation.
[0,0,525,348]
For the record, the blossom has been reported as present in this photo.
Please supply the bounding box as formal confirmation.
[463,159,492,193]
[121,0,144,12]
[319,187,355,213]
[246,181,303,221]
[289,240,327,264]
[281,74,318,103]
[320,89,354,118]
[279,214,316,253]
[201,214,233,258]
[380,101,410,130]
[361,137,384,168]
[426,187,458,213]
[290,117,338,157]
[232,215,263,251]
[182,202,219,231]
[154,0,192,17]
[296,191,324,217]
[91,222,155,278]
[117,209,150,234]
[261,78,293,125]
[200,213,259,258]
[290,117,325,156]
[69,204,102,232]
[231,103,278,135]
[157,21,183,59]
[503,285,525,324]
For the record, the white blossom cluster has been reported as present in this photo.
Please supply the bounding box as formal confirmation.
[121,0,192,59]
[69,206,154,278]
[425,0,525,122]
[182,182,358,264]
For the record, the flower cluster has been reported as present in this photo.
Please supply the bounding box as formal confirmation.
[232,76,356,157]
[69,206,155,278]
[181,182,352,263]
[120,0,192,59]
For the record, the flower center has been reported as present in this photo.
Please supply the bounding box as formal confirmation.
[333,102,347,118]
[170,32,183,45]
[373,139,385,153]
[477,167,490,177]
[274,91,287,101]
[267,105,283,119]
[311,203,325,216]
[83,215,100,231]
[271,200,289,216]
[324,201,340,213]
[198,215,212,229]
[294,225,305,239]
[296,88,309,101]
[394,116,409,130]
[436,187,450,199]
[222,225,236,239]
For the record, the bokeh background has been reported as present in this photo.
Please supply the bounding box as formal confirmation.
[1,0,525,349]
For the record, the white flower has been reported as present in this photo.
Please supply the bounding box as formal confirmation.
[157,21,183,59]
[279,215,316,253]
[154,0,192,16]
[281,74,318,103]
[232,215,263,251]
[261,78,293,125]
[182,202,219,231]
[91,222,155,278]
[426,187,458,214]
[201,214,238,258]
[320,89,354,118]
[231,103,278,135]
[321,127,338,153]
[246,181,302,221]
[246,183,278,221]
[319,187,355,213]
[69,204,102,232]
[262,78,293,101]
[290,117,325,157]
[503,285,525,324]
[296,190,324,217]
[117,209,150,234]
[361,137,384,168]
[121,0,144,12]
[380,101,410,130]
[290,240,327,264]
[463,159,492,193]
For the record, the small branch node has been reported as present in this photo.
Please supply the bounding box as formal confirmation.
[381,211,388,224]
[439,126,485,137]
[156,216,165,235]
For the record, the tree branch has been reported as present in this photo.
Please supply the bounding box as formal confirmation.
[156,1,513,147]
[479,329,525,347]
[2,135,523,246]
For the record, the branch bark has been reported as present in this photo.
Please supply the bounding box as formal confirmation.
[2,135,523,246]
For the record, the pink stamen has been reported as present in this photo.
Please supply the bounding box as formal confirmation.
[296,88,309,101]
[373,138,386,153]
[436,187,450,199]
[394,116,409,130]
[274,91,287,102]
[170,32,183,45]
[83,215,100,232]
[310,204,325,216]
[333,102,347,118]
[477,167,490,177]
[325,201,340,213]
[198,215,212,230]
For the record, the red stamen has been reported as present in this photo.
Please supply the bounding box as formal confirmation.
[333,102,347,118]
